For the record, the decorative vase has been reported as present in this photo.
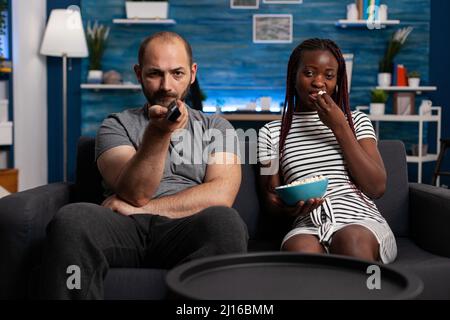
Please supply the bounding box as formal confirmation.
[378,4,388,21]
[125,1,169,19]
[103,70,122,84]
[87,70,103,84]
[260,96,272,112]
[378,73,392,87]
[418,100,432,116]
[411,144,428,156]
[346,3,358,21]
[408,77,421,87]
[370,103,385,115]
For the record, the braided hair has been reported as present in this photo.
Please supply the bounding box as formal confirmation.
[279,38,355,167]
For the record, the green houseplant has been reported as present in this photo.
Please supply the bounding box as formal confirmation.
[86,21,110,83]
[371,89,388,103]
[408,70,421,87]
[125,0,169,20]
[408,71,420,78]
[370,89,388,115]
[378,27,413,87]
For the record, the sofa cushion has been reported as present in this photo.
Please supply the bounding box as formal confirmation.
[74,136,104,204]
[233,158,260,239]
[374,140,410,237]
[392,238,450,299]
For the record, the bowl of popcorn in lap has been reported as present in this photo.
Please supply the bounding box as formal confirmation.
[275,175,328,206]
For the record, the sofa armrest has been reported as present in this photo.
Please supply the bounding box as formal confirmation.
[0,182,73,298]
[409,183,450,258]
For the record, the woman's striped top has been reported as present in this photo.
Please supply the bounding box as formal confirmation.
[258,110,378,189]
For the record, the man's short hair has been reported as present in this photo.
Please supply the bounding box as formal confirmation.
[138,31,193,66]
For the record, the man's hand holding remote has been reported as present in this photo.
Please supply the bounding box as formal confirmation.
[147,100,188,134]
[166,100,182,122]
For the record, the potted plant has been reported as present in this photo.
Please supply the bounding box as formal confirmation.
[125,0,169,20]
[86,21,110,84]
[378,27,413,87]
[408,71,421,87]
[370,89,388,115]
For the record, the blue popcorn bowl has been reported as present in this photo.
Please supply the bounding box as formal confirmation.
[275,177,328,206]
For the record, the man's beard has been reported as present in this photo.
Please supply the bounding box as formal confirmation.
[142,82,191,109]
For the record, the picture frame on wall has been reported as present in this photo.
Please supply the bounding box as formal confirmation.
[393,92,416,115]
[253,14,293,44]
[230,0,259,9]
[263,0,303,4]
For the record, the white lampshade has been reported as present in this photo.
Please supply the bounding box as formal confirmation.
[40,9,88,57]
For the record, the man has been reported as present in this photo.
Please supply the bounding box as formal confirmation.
[39,31,248,299]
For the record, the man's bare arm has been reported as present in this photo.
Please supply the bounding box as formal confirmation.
[142,152,241,218]
[102,152,242,218]
[97,102,188,207]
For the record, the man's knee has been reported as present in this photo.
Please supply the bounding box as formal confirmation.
[199,206,248,235]
[47,203,103,240]
[195,206,249,253]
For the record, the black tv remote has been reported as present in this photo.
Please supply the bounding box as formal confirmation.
[166,100,181,122]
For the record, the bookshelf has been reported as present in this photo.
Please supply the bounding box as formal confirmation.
[337,1,399,29]
[376,86,437,94]
[113,19,176,25]
[0,2,13,171]
[336,19,400,28]
[0,121,12,146]
[356,106,442,183]
[81,83,141,90]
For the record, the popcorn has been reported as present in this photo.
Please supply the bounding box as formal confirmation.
[277,175,326,189]
[318,90,326,96]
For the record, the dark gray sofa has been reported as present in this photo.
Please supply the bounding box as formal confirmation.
[1,137,450,299]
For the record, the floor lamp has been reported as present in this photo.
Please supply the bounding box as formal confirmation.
[40,8,88,181]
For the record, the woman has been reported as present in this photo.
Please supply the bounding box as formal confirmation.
[258,38,397,263]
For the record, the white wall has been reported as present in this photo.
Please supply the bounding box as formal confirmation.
[12,0,48,190]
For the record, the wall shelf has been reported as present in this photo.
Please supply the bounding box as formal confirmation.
[407,154,438,163]
[365,113,440,122]
[336,19,400,28]
[0,121,13,146]
[113,18,176,25]
[81,83,141,90]
[376,86,437,94]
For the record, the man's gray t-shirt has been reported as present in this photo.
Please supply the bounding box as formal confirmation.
[95,105,240,199]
